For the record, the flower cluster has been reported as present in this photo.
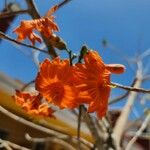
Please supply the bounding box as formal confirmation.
[13,4,125,118]
[13,5,59,45]
[13,50,125,118]
[13,90,54,117]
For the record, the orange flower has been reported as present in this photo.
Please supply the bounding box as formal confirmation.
[74,50,125,118]
[33,17,59,38]
[13,21,42,45]
[35,57,78,109]
[29,103,55,117]
[13,5,59,45]
[13,90,54,117]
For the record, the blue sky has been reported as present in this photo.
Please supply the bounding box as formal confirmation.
[0,0,150,118]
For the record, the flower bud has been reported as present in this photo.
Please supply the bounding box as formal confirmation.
[49,34,67,50]
[105,64,125,74]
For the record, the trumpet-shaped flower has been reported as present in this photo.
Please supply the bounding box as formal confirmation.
[74,50,125,118]
[35,57,78,109]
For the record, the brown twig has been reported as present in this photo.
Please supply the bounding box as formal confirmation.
[25,134,76,150]
[75,46,104,149]
[21,80,35,91]
[109,91,129,105]
[0,138,30,150]
[102,118,116,149]
[81,105,104,150]
[0,31,49,54]
[57,0,73,9]
[0,9,29,18]
[0,105,92,149]
[77,105,82,150]
[0,105,67,138]
[25,0,57,58]
[109,78,137,105]
[111,82,150,94]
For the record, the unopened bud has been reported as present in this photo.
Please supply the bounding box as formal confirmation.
[78,45,88,63]
[105,64,125,74]
[49,34,67,50]
[80,45,88,56]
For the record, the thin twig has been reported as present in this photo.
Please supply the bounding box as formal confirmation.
[21,80,35,91]
[81,105,104,150]
[32,49,40,67]
[0,105,67,138]
[57,0,73,9]
[102,118,116,149]
[113,61,143,150]
[26,134,76,150]
[142,75,150,81]
[94,118,106,133]
[109,78,137,105]
[0,139,12,150]
[0,9,29,18]
[125,114,150,150]
[126,131,150,140]
[0,139,30,150]
[25,0,41,18]
[111,81,150,94]
[109,91,129,105]
[25,0,57,58]
[0,105,92,148]
[0,31,49,54]
[4,0,7,9]
[77,105,82,150]
[75,46,104,149]
[139,48,150,60]
[104,42,135,73]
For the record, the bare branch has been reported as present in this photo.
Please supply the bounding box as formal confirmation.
[142,75,150,81]
[125,114,150,150]
[57,0,73,9]
[0,31,49,54]
[126,131,150,140]
[0,9,29,18]
[0,105,92,148]
[25,0,57,58]
[109,78,137,105]
[32,49,40,67]
[77,105,82,150]
[21,80,35,91]
[113,61,143,150]
[0,105,67,138]
[139,48,150,60]
[0,139,12,150]
[81,105,104,150]
[0,139,30,150]
[26,134,76,150]
[111,82,150,94]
